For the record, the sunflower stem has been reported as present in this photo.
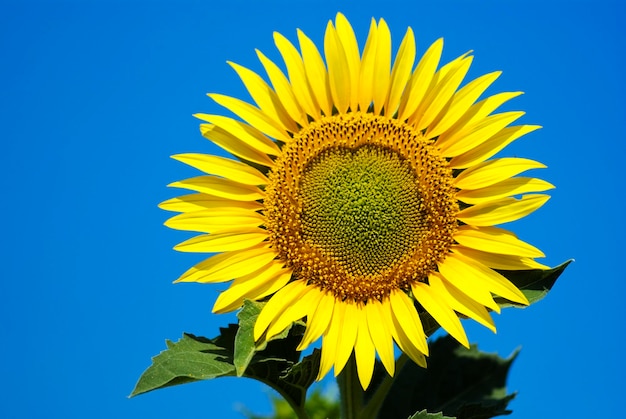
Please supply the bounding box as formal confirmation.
[290,404,310,419]
[337,354,363,419]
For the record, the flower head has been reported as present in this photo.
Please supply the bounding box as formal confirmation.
[162,13,553,389]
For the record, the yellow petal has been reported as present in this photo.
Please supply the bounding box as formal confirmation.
[389,303,427,368]
[159,193,263,213]
[212,261,291,313]
[199,123,274,167]
[253,273,295,301]
[386,27,416,115]
[318,300,345,380]
[428,272,496,333]
[324,21,350,113]
[397,38,443,121]
[207,94,291,143]
[168,176,264,201]
[427,71,501,139]
[196,113,281,155]
[457,194,550,226]
[298,290,335,351]
[266,286,319,340]
[334,302,359,376]
[438,111,525,157]
[256,49,307,127]
[454,158,546,190]
[453,246,549,271]
[389,290,428,355]
[227,61,299,133]
[456,177,555,204]
[254,280,309,340]
[164,209,264,233]
[412,281,469,348]
[450,125,541,169]
[176,244,276,284]
[437,255,500,312]
[413,55,473,132]
[365,299,395,376]
[171,154,268,186]
[440,91,523,140]
[174,229,268,253]
[442,253,528,306]
[358,19,378,112]
[454,225,545,257]
[273,32,319,118]
[334,12,360,111]
[354,311,376,389]
[372,18,391,115]
[197,115,280,157]
[297,29,332,117]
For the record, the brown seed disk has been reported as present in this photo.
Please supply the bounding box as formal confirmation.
[264,113,459,302]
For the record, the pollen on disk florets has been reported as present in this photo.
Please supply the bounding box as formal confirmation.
[264,113,459,302]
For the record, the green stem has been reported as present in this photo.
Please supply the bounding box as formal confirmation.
[258,377,310,419]
[337,354,363,419]
[359,353,409,419]
[291,404,310,419]
[284,395,310,419]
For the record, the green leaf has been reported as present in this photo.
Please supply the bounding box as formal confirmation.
[234,300,264,376]
[420,309,442,337]
[496,259,572,307]
[375,336,517,419]
[131,300,317,416]
[247,349,321,416]
[130,331,236,397]
[408,410,456,419]
[280,349,321,391]
[234,300,298,377]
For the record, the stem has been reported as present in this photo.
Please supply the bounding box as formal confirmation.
[259,377,310,419]
[337,354,363,419]
[359,353,409,419]
[291,405,310,419]
[285,396,310,419]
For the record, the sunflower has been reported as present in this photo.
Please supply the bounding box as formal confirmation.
[161,13,553,390]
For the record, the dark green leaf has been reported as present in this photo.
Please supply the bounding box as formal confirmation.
[280,349,321,391]
[455,393,516,419]
[408,410,456,419]
[243,337,315,412]
[496,259,571,307]
[420,310,442,337]
[376,336,517,419]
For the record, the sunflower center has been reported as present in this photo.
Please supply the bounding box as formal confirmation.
[299,145,427,276]
[264,113,459,302]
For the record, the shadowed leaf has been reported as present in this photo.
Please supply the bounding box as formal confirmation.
[375,336,517,419]
[496,259,571,306]
[409,410,456,419]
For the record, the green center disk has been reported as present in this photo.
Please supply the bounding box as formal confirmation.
[300,145,428,276]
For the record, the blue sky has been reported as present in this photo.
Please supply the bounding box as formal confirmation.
[1,0,624,417]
